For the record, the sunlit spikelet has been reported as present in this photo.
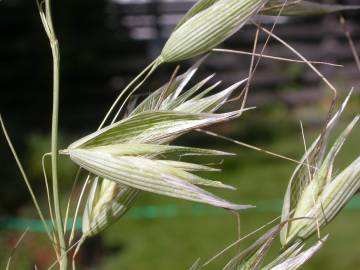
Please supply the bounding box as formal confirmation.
[160,0,268,63]
[280,92,359,246]
[63,63,250,237]
[82,177,137,237]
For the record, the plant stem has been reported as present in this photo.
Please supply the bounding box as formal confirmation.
[45,0,68,268]
[51,40,67,270]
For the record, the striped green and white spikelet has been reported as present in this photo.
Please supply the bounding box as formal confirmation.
[82,177,137,237]
[280,91,360,246]
[159,0,268,63]
[158,0,359,64]
[219,91,358,270]
[63,61,252,237]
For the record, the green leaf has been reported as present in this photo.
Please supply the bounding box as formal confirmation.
[261,0,360,16]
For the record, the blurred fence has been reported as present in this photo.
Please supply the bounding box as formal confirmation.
[0,0,359,133]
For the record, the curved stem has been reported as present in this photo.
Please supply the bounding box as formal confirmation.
[64,168,82,235]
[50,31,68,270]
[111,60,161,124]
[68,175,91,246]
[42,153,57,236]
[99,58,160,129]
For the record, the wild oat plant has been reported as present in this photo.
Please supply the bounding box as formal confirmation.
[1,0,360,269]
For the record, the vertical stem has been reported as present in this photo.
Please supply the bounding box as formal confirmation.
[52,41,68,270]
[45,0,68,269]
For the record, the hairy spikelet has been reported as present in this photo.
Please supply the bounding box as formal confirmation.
[280,92,359,246]
[63,62,250,237]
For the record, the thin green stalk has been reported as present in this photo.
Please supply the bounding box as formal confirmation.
[252,22,337,95]
[6,228,29,270]
[203,216,282,267]
[68,175,91,246]
[0,115,55,245]
[64,168,82,235]
[99,58,160,128]
[49,28,68,270]
[111,60,161,124]
[42,153,57,235]
[42,0,68,268]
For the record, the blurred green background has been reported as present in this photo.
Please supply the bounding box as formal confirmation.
[1,0,359,269]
